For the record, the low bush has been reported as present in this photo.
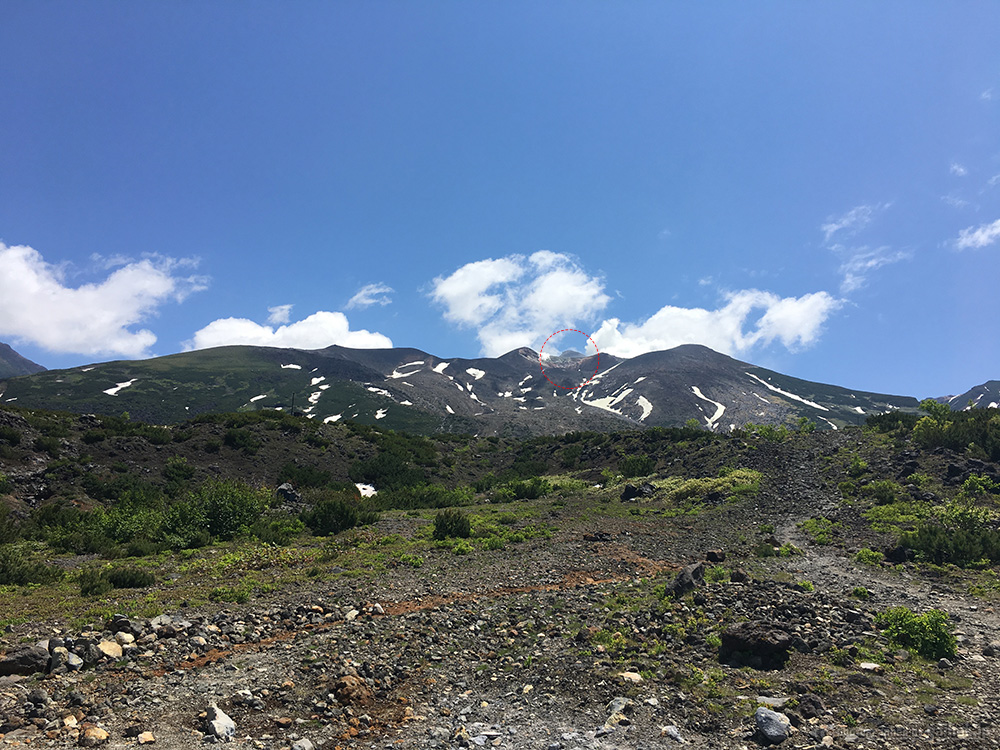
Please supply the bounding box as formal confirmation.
[620,454,655,478]
[433,509,471,540]
[874,606,956,659]
[899,522,1000,568]
[301,495,377,536]
[223,427,261,455]
[0,425,21,446]
[862,480,900,505]
[105,566,156,589]
[0,544,64,586]
[0,472,12,495]
[250,515,305,546]
[854,547,885,566]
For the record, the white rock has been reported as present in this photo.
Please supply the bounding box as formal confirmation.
[206,703,236,741]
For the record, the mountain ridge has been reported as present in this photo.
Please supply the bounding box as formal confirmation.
[0,342,938,434]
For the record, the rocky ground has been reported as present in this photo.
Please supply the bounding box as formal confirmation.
[3,430,1000,749]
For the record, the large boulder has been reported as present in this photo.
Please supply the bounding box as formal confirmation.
[0,645,50,676]
[333,675,373,706]
[669,562,705,598]
[720,621,793,669]
[755,707,791,744]
[620,483,656,502]
[205,704,236,741]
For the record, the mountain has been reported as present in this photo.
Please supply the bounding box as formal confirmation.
[0,342,922,434]
[0,342,46,379]
[938,380,1000,411]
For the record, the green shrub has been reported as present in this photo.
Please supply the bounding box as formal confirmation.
[705,565,730,583]
[374,483,473,510]
[862,480,900,505]
[800,517,838,545]
[899,522,1000,568]
[848,455,868,477]
[620,454,655,478]
[0,425,21,446]
[433,509,471,540]
[399,553,424,568]
[250,515,305,546]
[301,495,377,536]
[223,427,260,455]
[852,586,870,600]
[105,566,156,589]
[194,479,269,540]
[874,606,957,659]
[854,548,885,566]
[0,545,64,586]
[203,439,221,454]
[78,568,113,597]
[453,539,473,555]
[81,429,108,444]
[162,456,195,485]
[277,462,331,489]
[0,472,11,495]
[34,435,61,458]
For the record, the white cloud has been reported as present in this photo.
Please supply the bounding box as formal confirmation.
[987,174,1000,188]
[941,194,970,209]
[430,252,610,356]
[591,290,841,359]
[837,247,911,293]
[0,242,206,358]
[185,311,392,351]
[267,304,293,325]
[820,204,887,243]
[346,282,394,310]
[955,218,1000,250]
[950,162,968,177]
[982,88,994,101]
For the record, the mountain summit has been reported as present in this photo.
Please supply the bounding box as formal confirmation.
[0,342,46,379]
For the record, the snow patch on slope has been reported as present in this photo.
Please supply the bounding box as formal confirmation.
[745,372,829,411]
[103,379,138,396]
[466,368,486,380]
[691,386,725,429]
[636,395,653,422]
[281,364,301,370]
[433,362,450,373]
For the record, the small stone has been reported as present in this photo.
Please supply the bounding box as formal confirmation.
[618,671,643,684]
[858,662,884,674]
[937,657,954,670]
[757,695,789,708]
[661,725,685,743]
[290,739,314,750]
[97,641,122,659]
[345,609,360,621]
[115,632,135,645]
[755,706,791,745]
[137,731,156,744]
[79,725,111,746]
[189,636,208,648]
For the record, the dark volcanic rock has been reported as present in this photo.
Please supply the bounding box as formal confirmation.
[0,645,50,676]
[669,561,705,598]
[719,622,793,669]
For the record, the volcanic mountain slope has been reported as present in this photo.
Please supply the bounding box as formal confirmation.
[0,343,46,380]
[0,343,920,434]
[939,380,1000,411]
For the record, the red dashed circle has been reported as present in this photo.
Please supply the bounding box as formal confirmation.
[538,329,600,390]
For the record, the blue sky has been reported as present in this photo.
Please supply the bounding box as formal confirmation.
[2,2,999,399]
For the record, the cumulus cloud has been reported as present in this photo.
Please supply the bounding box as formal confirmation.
[590,290,841,359]
[0,242,206,358]
[950,162,969,177]
[955,218,1000,250]
[185,311,392,351]
[346,282,394,310]
[430,252,610,356]
[982,88,994,101]
[267,304,293,325]
[820,204,887,243]
[837,247,911,294]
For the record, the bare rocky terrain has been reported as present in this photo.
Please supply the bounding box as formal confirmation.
[3,408,1000,749]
